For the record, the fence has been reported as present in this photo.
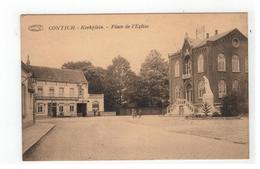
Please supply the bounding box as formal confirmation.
[117,107,166,116]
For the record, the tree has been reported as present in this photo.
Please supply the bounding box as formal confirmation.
[139,49,169,107]
[61,61,105,94]
[221,91,247,117]
[104,55,136,110]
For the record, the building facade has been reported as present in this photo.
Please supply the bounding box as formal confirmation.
[21,62,35,128]
[168,28,248,116]
[27,65,104,118]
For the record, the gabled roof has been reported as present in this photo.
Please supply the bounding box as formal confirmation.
[28,65,88,84]
[21,61,30,73]
[185,28,247,49]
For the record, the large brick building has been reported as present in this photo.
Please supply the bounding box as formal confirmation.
[168,28,248,116]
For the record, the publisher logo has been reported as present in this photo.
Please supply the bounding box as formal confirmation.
[28,24,43,32]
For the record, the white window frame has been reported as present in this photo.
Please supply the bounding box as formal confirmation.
[198,80,205,98]
[69,88,74,97]
[37,103,44,113]
[218,80,227,98]
[175,86,181,99]
[49,87,55,97]
[69,104,74,112]
[245,56,248,72]
[217,54,226,71]
[59,87,64,97]
[232,55,240,72]
[197,54,204,73]
[174,61,180,77]
[37,86,43,96]
[232,80,239,91]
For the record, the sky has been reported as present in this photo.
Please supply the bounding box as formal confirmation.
[21,13,247,74]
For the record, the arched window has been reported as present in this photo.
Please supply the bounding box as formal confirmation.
[232,55,240,72]
[218,80,227,98]
[218,54,226,71]
[197,54,204,73]
[245,56,248,72]
[175,61,180,77]
[184,56,192,75]
[198,80,205,98]
[232,80,239,91]
[175,86,181,99]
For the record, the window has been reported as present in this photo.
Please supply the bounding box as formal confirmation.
[198,80,205,98]
[37,103,44,113]
[92,101,99,110]
[184,57,192,75]
[37,87,43,96]
[175,61,180,77]
[232,55,240,72]
[218,80,227,98]
[59,87,64,97]
[22,84,26,118]
[79,88,84,97]
[217,54,226,71]
[175,86,181,99]
[59,105,64,113]
[232,38,240,48]
[197,54,204,73]
[49,87,55,97]
[69,104,74,112]
[232,80,239,91]
[69,88,74,97]
[245,56,248,72]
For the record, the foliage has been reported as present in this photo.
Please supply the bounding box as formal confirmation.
[62,49,169,111]
[200,102,212,116]
[212,112,221,117]
[221,91,247,117]
[61,61,105,94]
[139,49,169,107]
[104,55,137,110]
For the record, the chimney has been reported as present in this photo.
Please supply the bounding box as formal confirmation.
[215,30,218,35]
[26,55,30,65]
[206,33,209,39]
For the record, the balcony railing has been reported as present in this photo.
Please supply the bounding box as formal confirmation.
[182,73,192,79]
[35,95,79,101]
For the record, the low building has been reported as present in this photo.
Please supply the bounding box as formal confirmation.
[168,28,248,116]
[27,64,104,118]
[21,62,35,128]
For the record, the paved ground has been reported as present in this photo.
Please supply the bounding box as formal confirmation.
[22,123,55,154]
[24,116,249,161]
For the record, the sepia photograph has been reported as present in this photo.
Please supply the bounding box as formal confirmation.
[21,13,249,161]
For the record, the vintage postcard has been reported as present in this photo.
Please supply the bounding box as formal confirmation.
[21,13,249,160]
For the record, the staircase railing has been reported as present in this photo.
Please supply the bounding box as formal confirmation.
[167,98,196,114]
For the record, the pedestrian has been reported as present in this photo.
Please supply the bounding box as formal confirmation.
[138,108,142,118]
[132,108,137,118]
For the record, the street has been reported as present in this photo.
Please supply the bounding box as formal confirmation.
[24,116,248,160]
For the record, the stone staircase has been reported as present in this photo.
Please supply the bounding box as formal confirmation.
[166,98,198,116]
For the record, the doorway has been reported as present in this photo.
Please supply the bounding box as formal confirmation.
[77,103,87,117]
[185,84,193,102]
[48,103,57,117]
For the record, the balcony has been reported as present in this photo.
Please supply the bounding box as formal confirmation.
[35,95,79,101]
[182,73,192,79]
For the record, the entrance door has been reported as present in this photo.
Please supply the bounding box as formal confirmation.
[185,84,193,102]
[48,103,57,117]
[77,103,87,117]
[179,105,184,116]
